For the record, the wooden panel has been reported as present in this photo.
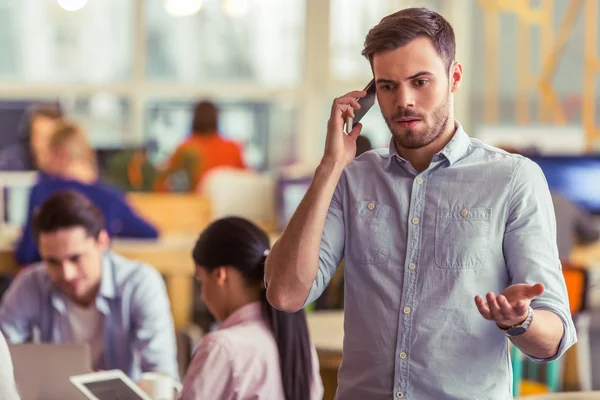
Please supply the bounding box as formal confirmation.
[126,193,212,235]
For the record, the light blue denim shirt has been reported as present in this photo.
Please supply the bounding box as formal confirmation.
[305,123,576,400]
[0,250,179,382]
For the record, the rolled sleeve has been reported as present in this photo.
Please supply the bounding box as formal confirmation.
[503,158,577,362]
[528,305,575,362]
[303,174,346,307]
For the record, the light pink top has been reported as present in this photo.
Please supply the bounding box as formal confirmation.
[181,301,324,400]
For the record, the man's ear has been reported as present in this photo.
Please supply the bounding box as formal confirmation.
[449,61,463,93]
[96,229,110,251]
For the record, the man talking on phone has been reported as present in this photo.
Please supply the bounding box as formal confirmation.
[265,7,575,400]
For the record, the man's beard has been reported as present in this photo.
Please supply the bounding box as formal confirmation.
[384,94,451,150]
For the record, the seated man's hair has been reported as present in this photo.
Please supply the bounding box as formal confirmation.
[32,190,105,240]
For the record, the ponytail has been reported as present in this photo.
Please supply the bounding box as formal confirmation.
[260,290,313,400]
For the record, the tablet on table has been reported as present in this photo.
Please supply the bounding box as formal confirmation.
[70,370,152,400]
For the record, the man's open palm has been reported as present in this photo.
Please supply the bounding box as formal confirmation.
[475,283,544,328]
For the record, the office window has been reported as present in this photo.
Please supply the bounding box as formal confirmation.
[62,94,131,148]
[268,100,300,167]
[329,0,389,80]
[145,0,306,84]
[0,0,133,82]
[330,0,446,80]
[468,0,591,133]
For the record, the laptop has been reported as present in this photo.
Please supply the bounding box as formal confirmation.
[8,343,91,400]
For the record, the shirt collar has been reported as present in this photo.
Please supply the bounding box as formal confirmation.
[221,301,263,329]
[387,121,470,166]
[439,121,470,165]
[98,251,117,300]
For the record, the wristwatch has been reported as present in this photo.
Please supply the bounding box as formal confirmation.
[497,306,534,337]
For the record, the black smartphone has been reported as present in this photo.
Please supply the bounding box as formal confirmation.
[345,79,376,133]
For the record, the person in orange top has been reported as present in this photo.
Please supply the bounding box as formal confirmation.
[153,101,246,192]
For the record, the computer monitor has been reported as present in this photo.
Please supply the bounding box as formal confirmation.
[276,176,312,231]
[529,155,600,215]
[0,99,61,150]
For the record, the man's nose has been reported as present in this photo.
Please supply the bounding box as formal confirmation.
[61,263,78,281]
[395,87,416,109]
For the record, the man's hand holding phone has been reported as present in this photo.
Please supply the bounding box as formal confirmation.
[266,84,373,313]
[323,90,366,167]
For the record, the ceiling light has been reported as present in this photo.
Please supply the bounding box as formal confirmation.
[222,0,250,18]
[164,0,203,17]
[57,0,88,12]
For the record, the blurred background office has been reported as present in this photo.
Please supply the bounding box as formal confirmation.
[1,0,600,398]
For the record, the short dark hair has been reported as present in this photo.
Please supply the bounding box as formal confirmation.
[362,7,456,72]
[32,190,105,240]
[191,101,219,135]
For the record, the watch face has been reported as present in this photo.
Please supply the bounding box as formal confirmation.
[507,326,527,336]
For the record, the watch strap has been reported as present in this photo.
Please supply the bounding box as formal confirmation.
[497,306,534,337]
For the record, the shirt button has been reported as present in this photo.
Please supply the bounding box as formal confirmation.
[399,352,407,359]
[411,217,419,225]
[416,177,424,185]
[460,209,468,217]
[367,203,375,210]
[403,307,411,314]
[397,392,404,398]
[408,263,416,270]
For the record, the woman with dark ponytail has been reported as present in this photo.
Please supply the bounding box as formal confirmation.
[181,217,323,399]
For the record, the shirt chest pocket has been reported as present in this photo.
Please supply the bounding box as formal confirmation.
[350,201,393,264]
[435,207,491,269]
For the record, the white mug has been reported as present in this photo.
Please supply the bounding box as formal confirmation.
[138,372,182,400]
